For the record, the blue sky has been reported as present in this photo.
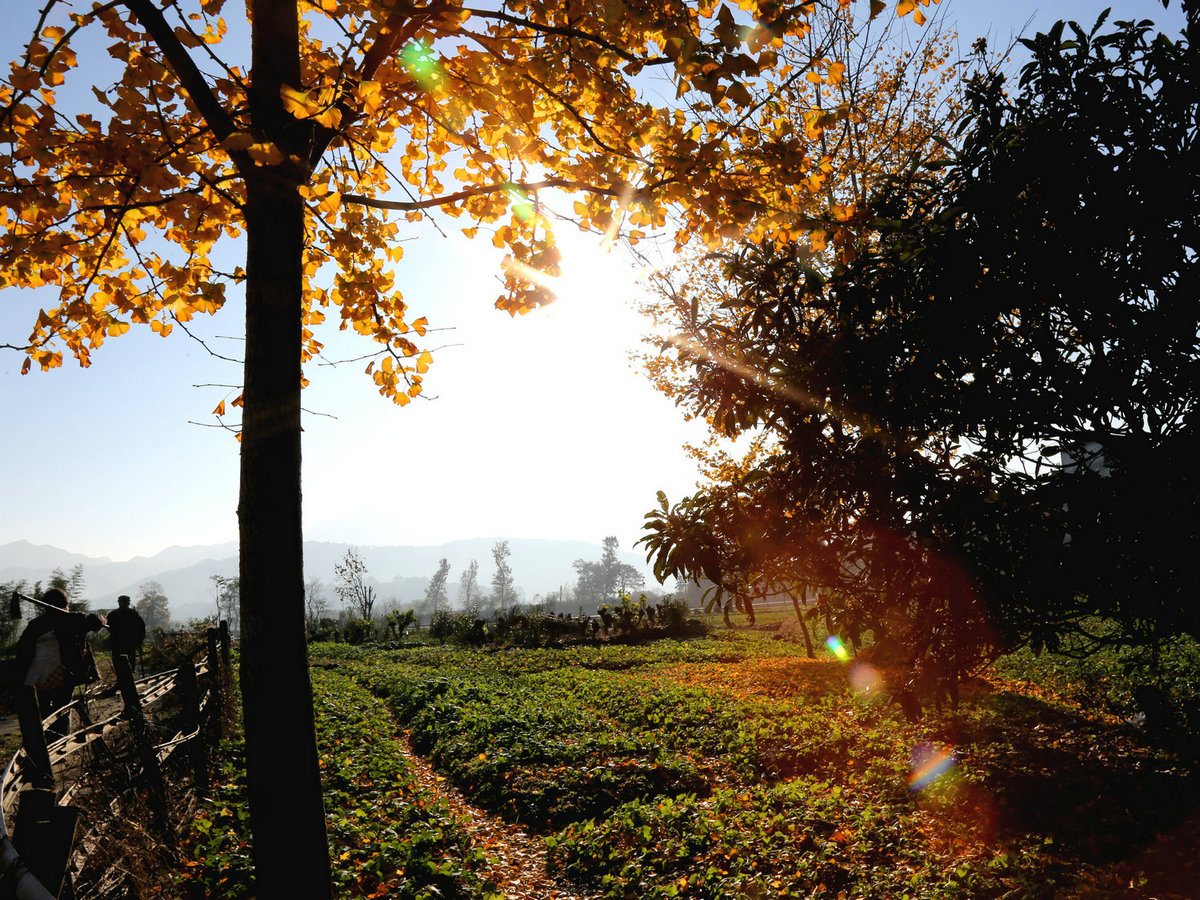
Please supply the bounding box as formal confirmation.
[0,0,1183,562]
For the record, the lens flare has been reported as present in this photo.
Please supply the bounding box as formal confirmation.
[847,661,881,695]
[825,636,850,662]
[908,743,956,792]
[401,41,445,91]
[504,183,536,221]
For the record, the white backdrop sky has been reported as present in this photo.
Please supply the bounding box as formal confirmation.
[0,0,1183,562]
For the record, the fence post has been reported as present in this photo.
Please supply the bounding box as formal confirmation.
[178,660,209,795]
[12,787,78,898]
[15,686,54,791]
[113,653,168,822]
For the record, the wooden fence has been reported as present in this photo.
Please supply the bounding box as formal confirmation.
[0,623,231,899]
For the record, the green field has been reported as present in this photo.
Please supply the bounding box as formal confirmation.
[178,632,1200,899]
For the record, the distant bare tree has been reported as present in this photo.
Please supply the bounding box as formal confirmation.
[491,541,516,612]
[424,559,451,617]
[333,548,376,620]
[211,575,241,636]
[304,575,329,634]
[458,559,481,613]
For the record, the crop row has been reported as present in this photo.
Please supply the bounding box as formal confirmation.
[177,666,499,899]
[341,638,1060,899]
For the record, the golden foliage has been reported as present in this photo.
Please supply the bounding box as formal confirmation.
[2,0,937,406]
[637,1,957,477]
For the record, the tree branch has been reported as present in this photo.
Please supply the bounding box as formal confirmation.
[462,7,670,66]
[342,178,630,212]
[122,0,249,166]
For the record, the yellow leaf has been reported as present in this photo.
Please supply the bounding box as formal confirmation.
[280,84,314,117]
[913,8,927,25]
[221,132,254,152]
[725,82,753,107]
[214,400,226,416]
[318,191,341,215]
[247,142,285,166]
[314,107,342,129]
[173,26,201,49]
[416,350,432,374]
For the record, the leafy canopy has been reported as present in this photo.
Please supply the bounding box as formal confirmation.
[641,6,1199,679]
[3,0,938,404]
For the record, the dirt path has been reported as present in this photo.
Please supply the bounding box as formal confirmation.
[393,731,603,900]
[0,688,126,737]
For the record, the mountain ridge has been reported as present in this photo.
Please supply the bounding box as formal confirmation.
[0,537,662,624]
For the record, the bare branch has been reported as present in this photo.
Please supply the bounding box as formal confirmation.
[462,7,670,66]
[342,177,628,212]
[170,314,244,364]
[301,406,338,420]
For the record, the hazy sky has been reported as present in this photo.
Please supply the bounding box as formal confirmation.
[0,1,1183,562]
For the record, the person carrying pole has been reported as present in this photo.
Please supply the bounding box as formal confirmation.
[13,588,104,740]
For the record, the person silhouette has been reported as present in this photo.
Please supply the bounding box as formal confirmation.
[15,587,104,739]
[107,593,146,672]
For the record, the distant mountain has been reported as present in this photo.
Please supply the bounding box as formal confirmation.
[0,538,661,625]
[0,540,111,571]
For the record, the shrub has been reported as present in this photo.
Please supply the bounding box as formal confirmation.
[142,628,206,672]
[429,610,488,646]
[342,617,377,644]
[656,595,692,633]
[491,606,547,647]
[307,616,341,643]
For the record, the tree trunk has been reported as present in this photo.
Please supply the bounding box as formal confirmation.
[238,166,332,897]
[790,590,815,658]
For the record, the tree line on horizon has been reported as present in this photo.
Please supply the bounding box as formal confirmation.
[298,535,665,643]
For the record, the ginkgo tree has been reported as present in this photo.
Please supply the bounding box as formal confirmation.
[1,0,936,893]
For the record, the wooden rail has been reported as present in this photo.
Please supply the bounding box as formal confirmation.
[0,623,230,898]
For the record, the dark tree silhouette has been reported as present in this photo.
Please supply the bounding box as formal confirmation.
[643,8,1200,684]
